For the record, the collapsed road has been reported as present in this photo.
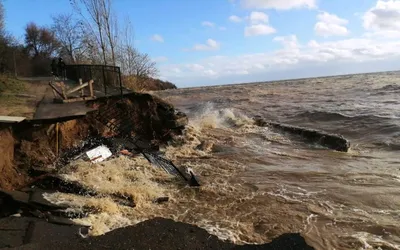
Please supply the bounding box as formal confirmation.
[0,92,316,249]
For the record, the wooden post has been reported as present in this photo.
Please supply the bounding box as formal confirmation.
[89,80,94,97]
[79,78,84,97]
[55,122,59,157]
[60,82,67,100]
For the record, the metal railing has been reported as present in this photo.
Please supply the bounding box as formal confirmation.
[64,64,123,96]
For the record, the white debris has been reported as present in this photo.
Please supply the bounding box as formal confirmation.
[86,145,112,163]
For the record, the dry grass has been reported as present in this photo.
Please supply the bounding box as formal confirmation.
[122,75,177,92]
[0,74,47,118]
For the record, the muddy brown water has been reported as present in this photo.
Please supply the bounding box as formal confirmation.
[45,71,400,250]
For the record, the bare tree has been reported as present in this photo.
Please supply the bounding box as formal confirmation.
[118,45,158,78]
[0,0,4,34]
[100,0,117,66]
[132,51,158,77]
[74,0,120,66]
[117,19,157,77]
[52,13,89,63]
[25,22,59,58]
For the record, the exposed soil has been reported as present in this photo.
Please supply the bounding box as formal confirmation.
[0,126,25,190]
[0,92,186,191]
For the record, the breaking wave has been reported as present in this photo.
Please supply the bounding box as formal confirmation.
[188,101,253,130]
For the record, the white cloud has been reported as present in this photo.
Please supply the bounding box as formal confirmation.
[363,0,400,38]
[315,12,349,37]
[249,11,269,23]
[160,35,400,86]
[191,39,221,51]
[186,64,205,71]
[244,11,276,36]
[219,26,227,31]
[273,35,299,49]
[202,21,215,27]
[157,1,400,86]
[229,15,242,23]
[241,0,317,10]
[151,34,164,43]
[245,24,276,36]
[204,69,218,76]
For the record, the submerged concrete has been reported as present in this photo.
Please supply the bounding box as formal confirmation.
[253,116,350,152]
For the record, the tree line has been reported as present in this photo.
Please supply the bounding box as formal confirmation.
[0,0,176,90]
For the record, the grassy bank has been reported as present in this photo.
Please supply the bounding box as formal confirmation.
[0,75,47,118]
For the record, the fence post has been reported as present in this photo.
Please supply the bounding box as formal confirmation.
[118,67,123,97]
[102,65,107,95]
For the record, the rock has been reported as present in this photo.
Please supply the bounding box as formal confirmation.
[165,116,188,129]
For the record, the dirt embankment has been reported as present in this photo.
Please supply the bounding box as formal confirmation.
[0,127,25,190]
[0,93,187,191]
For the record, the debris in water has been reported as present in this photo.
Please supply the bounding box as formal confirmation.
[154,197,169,203]
[86,145,113,163]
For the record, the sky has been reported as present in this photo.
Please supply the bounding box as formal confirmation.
[3,0,400,87]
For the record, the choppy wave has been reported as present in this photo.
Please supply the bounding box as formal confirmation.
[45,73,400,250]
[293,110,399,122]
